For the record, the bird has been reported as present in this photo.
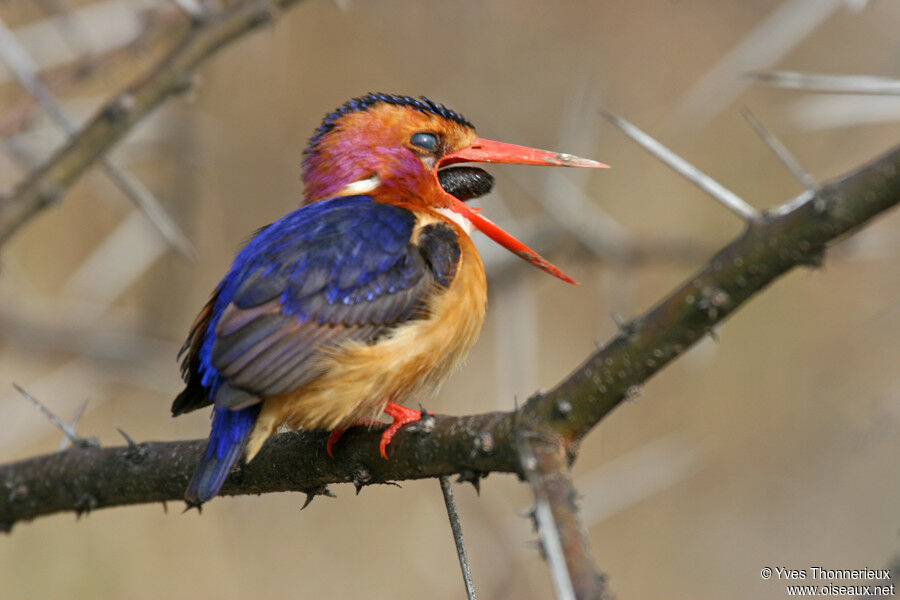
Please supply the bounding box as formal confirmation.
[172,93,607,505]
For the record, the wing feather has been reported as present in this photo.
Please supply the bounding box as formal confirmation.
[174,196,462,415]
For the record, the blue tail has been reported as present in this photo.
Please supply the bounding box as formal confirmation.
[186,405,261,505]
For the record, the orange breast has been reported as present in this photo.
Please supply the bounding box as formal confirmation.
[244,216,487,461]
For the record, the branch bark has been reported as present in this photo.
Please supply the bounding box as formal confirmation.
[518,423,610,600]
[1,143,897,532]
[0,0,308,245]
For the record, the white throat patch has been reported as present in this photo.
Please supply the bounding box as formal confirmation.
[435,207,475,235]
[337,175,380,196]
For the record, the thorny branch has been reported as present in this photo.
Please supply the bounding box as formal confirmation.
[517,423,608,600]
[1,142,898,534]
[0,0,310,247]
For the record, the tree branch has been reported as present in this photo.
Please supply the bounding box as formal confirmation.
[0,0,308,246]
[526,143,900,443]
[518,423,609,600]
[0,7,187,140]
[1,142,897,532]
[0,411,521,531]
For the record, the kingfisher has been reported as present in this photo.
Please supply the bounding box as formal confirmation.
[172,93,606,505]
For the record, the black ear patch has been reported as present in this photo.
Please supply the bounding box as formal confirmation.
[438,167,494,202]
[418,223,461,287]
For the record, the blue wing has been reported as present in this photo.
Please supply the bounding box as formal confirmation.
[172,194,460,415]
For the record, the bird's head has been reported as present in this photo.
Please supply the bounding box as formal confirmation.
[302,93,607,284]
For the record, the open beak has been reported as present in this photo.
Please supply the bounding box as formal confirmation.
[437,137,608,285]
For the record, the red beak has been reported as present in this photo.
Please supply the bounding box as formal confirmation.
[441,138,609,169]
[438,137,608,285]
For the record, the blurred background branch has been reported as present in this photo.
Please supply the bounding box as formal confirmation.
[0,0,308,249]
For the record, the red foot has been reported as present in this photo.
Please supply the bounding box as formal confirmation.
[326,419,380,457]
[326,429,345,458]
[379,402,426,460]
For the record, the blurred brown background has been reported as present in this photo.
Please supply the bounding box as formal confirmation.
[1,1,899,598]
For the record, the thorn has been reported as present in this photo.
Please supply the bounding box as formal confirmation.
[301,485,336,510]
[413,403,436,433]
[416,411,436,434]
[182,501,203,514]
[518,506,535,518]
[456,469,486,495]
[74,494,97,518]
[610,312,636,336]
[707,328,720,343]
[351,466,372,495]
[118,428,146,463]
[798,249,826,269]
[600,108,760,223]
[117,428,137,448]
[161,500,168,514]
[58,398,89,451]
[741,107,816,192]
[14,384,97,449]
[518,506,538,530]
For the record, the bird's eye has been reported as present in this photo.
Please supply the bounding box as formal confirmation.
[410,132,439,152]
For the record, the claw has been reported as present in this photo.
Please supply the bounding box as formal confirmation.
[326,403,426,459]
[379,402,426,459]
[326,428,345,458]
